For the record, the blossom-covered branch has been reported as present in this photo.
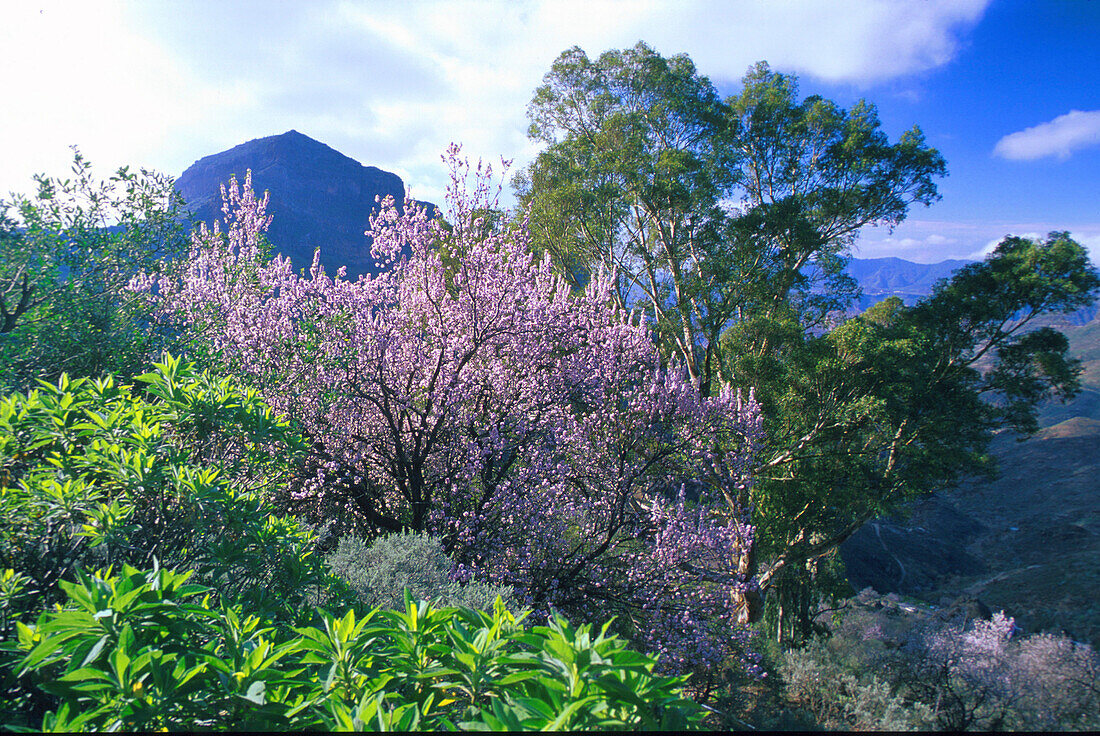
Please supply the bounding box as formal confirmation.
[136,145,763,673]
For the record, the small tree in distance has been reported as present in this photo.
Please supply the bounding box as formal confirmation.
[135,146,764,676]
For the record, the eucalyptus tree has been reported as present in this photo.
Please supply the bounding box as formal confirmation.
[518,44,1097,640]
[518,42,738,394]
[719,62,944,330]
[518,45,945,396]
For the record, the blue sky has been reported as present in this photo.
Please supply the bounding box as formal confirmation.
[1,0,1097,263]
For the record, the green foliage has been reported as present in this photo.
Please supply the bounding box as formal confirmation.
[0,150,188,391]
[13,563,702,732]
[781,638,935,731]
[720,61,945,327]
[720,233,1099,640]
[327,531,517,612]
[519,42,739,388]
[907,232,1100,435]
[518,46,1099,647]
[0,354,333,623]
[520,47,946,395]
[0,567,38,724]
[519,45,976,640]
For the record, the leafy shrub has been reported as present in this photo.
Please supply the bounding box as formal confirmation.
[779,593,1100,731]
[327,531,516,611]
[782,638,935,731]
[0,151,187,392]
[14,563,703,731]
[0,568,40,725]
[0,355,340,623]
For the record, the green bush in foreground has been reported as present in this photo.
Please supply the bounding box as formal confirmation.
[13,563,702,732]
[0,355,339,624]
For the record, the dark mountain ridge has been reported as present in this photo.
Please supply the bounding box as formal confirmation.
[175,130,426,279]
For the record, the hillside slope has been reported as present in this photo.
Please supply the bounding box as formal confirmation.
[1039,318,1100,425]
[847,256,970,305]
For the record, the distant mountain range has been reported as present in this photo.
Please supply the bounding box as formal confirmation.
[847,257,971,306]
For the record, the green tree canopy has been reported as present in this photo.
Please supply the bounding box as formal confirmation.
[518,45,946,395]
[519,44,1098,639]
[726,232,1097,638]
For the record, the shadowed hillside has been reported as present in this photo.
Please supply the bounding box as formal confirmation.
[1039,318,1100,425]
[175,130,432,280]
[842,319,1100,646]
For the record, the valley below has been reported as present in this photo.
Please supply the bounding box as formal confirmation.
[843,317,1100,647]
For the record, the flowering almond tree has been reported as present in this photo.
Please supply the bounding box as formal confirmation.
[138,147,762,673]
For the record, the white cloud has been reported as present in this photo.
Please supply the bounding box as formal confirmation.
[1074,231,1100,255]
[994,110,1100,161]
[645,0,989,85]
[0,0,990,204]
[319,0,991,199]
[0,1,235,198]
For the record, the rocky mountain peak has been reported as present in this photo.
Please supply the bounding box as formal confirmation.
[174,130,413,278]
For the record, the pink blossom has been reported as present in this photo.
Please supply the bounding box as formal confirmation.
[137,146,764,674]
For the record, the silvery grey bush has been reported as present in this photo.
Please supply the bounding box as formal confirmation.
[326,530,515,611]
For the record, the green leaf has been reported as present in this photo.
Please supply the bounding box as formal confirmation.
[546,695,600,730]
[79,634,109,667]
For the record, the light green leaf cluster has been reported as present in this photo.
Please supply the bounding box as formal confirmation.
[0,354,332,622]
[14,564,702,731]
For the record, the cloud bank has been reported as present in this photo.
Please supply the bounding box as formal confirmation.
[994,110,1100,161]
[857,219,1100,265]
[0,0,989,204]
